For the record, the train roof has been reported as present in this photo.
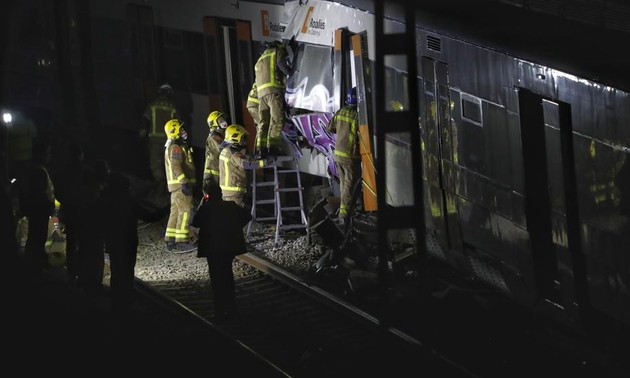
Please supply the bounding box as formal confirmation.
[340,0,630,92]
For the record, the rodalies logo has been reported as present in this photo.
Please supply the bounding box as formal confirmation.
[300,6,325,36]
[262,10,286,37]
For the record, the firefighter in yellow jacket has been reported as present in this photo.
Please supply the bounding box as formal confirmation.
[254,40,290,156]
[219,124,275,207]
[246,83,261,152]
[327,87,360,225]
[203,111,228,199]
[163,119,196,252]
[141,83,180,183]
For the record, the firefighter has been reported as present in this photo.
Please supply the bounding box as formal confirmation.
[194,124,268,322]
[56,142,85,283]
[327,87,360,225]
[163,119,196,252]
[102,172,138,318]
[254,40,290,156]
[219,124,275,207]
[246,83,261,153]
[203,111,228,199]
[77,159,109,295]
[22,141,55,278]
[141,83,180,183]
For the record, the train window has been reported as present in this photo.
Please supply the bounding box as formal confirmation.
[188,34,207,94]
[126,4,155,81]
[458,95,487,176]
[385,131,415,207]
[461,94,482,126]
[285,43,334,113]
[160,28,207,94]
[384,59,409,111]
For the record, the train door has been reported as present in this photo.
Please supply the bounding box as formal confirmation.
[202,17,255,151]
[518,88,587,324]
[420,57,462,251]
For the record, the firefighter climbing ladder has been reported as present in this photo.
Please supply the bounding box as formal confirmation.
[247,155,308,247]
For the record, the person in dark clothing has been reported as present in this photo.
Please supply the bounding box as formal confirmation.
[0,176,20,288]
[56,142,85,283]
[22,141,55,278]
[103,172,138,319]
[192,196,248,322]
[77,159,109,295]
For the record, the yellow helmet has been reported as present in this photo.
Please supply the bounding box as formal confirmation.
[389,100,404,112]
[207,111,227,130]
[225,124,248,146]
[164,119,184,140]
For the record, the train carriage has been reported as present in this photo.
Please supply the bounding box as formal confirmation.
[2,0,628,360]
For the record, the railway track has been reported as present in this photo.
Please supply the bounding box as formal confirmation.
[134,220,620,377]
[137,252,474,377]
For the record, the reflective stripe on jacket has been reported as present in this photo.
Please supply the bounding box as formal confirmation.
[327,105,359,162]
[254,46,287,97]
[165,140,196,192]
[203,131,224,181]
[247,82,259,109]
[219,147,266,197]
[144,97,179,138]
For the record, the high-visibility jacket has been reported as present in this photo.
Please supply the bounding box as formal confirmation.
[143,95,180,139]
[327,105,360,164]
[246,82,259,110]
[254,44,288,98]
[164,140,196,192]
[202,129,224,192]
[219,146,269,199]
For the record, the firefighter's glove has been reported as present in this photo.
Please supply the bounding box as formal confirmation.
[181,183,192,196]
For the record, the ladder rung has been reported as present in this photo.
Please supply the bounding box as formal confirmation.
[277,188,302,192]
[279,224,308,230]
[255,199,276,205]
[251,156,309,240]
[280,206,304,211]
[255,182,275,187]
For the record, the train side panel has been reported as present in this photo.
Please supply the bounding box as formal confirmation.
[412,25,630,330]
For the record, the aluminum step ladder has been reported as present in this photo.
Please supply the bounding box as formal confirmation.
[247,155,309,247]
